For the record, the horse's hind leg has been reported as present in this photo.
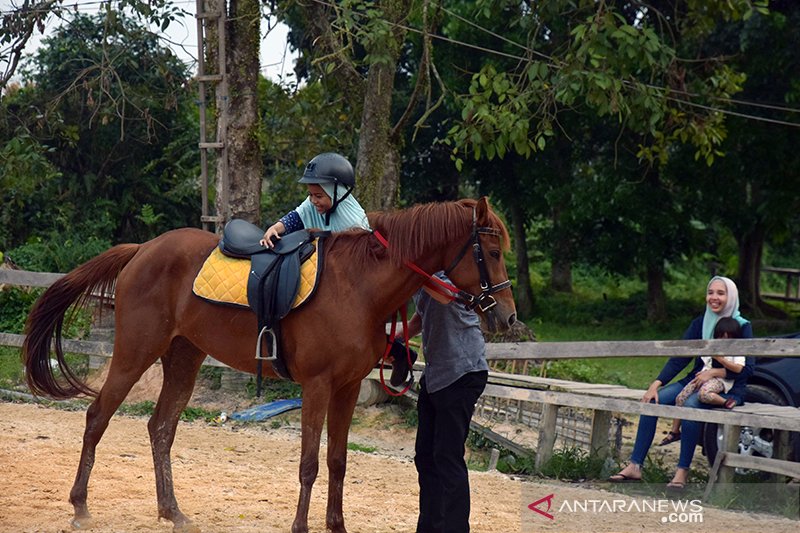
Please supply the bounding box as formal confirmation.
[324,380,361,533]
[148,337,205,532]
[69,355,158,528]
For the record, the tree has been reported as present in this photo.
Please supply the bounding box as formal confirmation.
[279,0,443,211]
[677,1,800,315]
[443,0,759,321]
[1,0,182,95]
[0,12,196,246]
[204,0,263,228]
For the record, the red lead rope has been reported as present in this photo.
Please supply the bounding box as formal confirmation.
[378,304,414,396]
[373,229,454,396]
[372,230,460,303]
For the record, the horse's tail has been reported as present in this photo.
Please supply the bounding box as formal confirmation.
[22,243,140,399]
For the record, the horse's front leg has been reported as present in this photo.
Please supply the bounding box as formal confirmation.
[148,347,204,532]
[292,380,332,533]
[324,380,361,533]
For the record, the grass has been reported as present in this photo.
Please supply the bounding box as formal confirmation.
[0,347,24,390]
[521,263,800,389]
[347,442,377,454]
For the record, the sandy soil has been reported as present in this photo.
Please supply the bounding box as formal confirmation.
[1,397,798,533]
[0,362,796,533]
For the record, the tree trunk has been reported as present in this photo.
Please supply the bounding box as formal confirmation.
[646,260,667,323]
[354,1,408,212]
[736,223,786,318]
[510,203,534,319]
[212,0,262,229]
[356,57,402,211]
[550,240,573,292]
[549,207,573,293]
[549,135,574,293]
[299,0,410,212]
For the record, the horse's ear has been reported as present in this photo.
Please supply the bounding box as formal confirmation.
[475,196,490,225]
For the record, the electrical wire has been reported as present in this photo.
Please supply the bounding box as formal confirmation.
[3,0,799,125]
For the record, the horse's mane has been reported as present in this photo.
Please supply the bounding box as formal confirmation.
[325,199,510,271]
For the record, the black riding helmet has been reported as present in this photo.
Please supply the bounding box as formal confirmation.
[298,152,355,224]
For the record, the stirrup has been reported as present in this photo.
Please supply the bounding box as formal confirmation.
[255,326,278,362]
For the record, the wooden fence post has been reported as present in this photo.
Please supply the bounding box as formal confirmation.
[589,409,612,459]
[535,403,559,470]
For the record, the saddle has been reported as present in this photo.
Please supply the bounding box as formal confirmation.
[218,219,328,384]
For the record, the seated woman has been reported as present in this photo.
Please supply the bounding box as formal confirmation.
[609,276,754,489]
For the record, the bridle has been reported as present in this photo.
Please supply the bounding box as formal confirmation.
[373,206,512,394]
[372,206,512,313]
[441,209,512,313]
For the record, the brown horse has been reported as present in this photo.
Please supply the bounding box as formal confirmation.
[22,197,516,533]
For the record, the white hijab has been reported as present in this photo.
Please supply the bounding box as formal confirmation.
[701,276,748,339]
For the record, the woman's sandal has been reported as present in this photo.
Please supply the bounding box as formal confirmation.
[608,473,641,483]
[658,431,681,446]
[666,480,686,491]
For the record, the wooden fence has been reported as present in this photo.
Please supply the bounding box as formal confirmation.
[762,266,800,303]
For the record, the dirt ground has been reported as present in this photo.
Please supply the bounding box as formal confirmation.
[1,365,798,533]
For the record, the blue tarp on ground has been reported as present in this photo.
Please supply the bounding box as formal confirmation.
[230,398,303,422]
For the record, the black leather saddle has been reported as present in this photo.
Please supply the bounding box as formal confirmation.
[218,219,328,383]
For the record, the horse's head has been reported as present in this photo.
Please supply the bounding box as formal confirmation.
[440,197,517,333]
[368,196,517,333]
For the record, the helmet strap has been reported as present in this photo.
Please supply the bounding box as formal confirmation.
[324,184,353,225]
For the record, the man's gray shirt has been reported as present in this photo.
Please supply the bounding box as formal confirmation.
[413,273,488,393]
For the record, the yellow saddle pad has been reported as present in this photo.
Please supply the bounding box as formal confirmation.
[192,243,320,309]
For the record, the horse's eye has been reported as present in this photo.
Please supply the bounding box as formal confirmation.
[490,250,501,259]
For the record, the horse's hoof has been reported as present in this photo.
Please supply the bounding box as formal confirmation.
[70,516,94,530]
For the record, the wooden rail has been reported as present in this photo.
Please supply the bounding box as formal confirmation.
[0,269,64,287]
[485,338,800,359]
[761,266,800,303]
[0,332,226,368]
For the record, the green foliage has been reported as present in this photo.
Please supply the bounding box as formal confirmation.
[1,11,196,249]
[496,453,536,476]
[0,347,25,390]
[7,233,112,273]
[539,446,605,480]
[398,400,419,427]
[257,79,358,222]
[199,367,223,390]
[116,400,220,422]
[0,287,41,333]
[0,134,62,249]
[249,379,303,402]
[180,405,220,422]
[347,442,378,454]
[447,1,750,168]
[117,400,156,417]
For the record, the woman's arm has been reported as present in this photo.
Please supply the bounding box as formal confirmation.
[712,356,744,374]
[726,322,755,380]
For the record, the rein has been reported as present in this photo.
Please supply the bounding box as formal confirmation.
[378,304,415,396]
[372,208,512,313]
[372,207,512,393]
